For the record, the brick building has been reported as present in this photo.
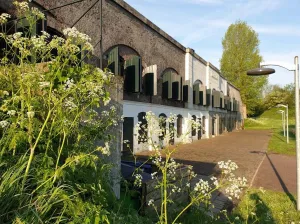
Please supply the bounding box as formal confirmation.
[0,0,243,157]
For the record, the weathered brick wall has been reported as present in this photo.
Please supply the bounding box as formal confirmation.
[10,0,186,108]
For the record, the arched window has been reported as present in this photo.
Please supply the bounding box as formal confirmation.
[162,68,182,101]
[192,115,197,136]
[177,115,183,137]
[104,45,141,93]
[193,80,202,105]
[220,91,224,108]
[159,113,167,140]
[138,112,147,143]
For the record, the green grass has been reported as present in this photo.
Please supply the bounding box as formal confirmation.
[231,188,300,223]
[244,108,296,156]
[178,188,300,223]
[268,127,296,156]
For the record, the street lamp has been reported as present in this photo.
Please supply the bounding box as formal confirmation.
[277,104,289,143]
[247,56,299,210]
[277,110,286,138]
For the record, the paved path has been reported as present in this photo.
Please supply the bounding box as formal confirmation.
[138,130,272,182]
[252,153,296,195]
[137,130,272,213]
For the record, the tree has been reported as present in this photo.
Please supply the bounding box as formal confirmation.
[220,20,268,116]
[263,84,295,109]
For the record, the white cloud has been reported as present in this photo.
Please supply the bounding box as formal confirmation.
[254,24,300,37]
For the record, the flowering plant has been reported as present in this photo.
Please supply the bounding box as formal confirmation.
[0,1,119,223]
[131,112,247,223]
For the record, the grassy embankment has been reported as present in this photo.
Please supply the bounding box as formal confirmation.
[244,107,296,156]
[234,108,299,223]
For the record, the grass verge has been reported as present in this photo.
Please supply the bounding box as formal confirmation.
[268,128,296,156]
[230,188,300,223]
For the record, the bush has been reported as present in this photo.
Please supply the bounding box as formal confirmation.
[0,2,119,223]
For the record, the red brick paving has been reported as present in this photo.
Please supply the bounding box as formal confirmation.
[138,130,272,183]
[252,153,296,194]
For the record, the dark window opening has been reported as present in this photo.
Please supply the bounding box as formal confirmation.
[177,115,183,137]
[192,115,197,136]
[138,112,147,144]
[202,116,206,135]
[159,113,167,140]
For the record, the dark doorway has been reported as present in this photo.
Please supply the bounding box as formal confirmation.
[192,115,197,137]
[198,118,202,140]
[212,117,215,136]
[169,122,175,145]
[202,116,206,135]
[123,117,134,154]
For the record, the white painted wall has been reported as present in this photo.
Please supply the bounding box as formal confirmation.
[123,100,210,153]
[219,76,227,94]
[208,66,220,91]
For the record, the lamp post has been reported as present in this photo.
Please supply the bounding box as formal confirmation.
[277,104,289,143]
[247,56,300,210]
[277,110,286,138]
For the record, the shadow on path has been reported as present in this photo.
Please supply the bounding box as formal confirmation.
[266,153,296,207]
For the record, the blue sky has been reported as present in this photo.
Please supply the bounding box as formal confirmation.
[124,0,300,86]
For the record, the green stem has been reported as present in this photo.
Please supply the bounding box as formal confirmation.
[22,109,52,189]
[54,130,67,183]
[172,200,194,224]
[163,169,167,224]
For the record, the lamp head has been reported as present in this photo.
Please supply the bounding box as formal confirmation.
[247,67,275,76]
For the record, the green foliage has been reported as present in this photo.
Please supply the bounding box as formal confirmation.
[230,188,300,223]
[220,20,268,116]
[0,2,124,223]
[268,128,296,156]
[263,84,295,109]
[244,107,296,156]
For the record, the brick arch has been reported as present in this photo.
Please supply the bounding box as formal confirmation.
[160,67,179,77]
[194,79,203,85]
[104,44,141,59]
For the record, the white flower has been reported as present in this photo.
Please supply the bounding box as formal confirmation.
[64,78,75,90]
[39,82,50,88]
[148,199,154,206]
[7,110,16,116]
[3,91,9,96]
[218,160,238,174]
[133,174,143,188]
[151,172,157,179]
[210,176,219,187]
[0,13,11,24]
[27,111,35,119]
[103,97,111,106]
[96,142,111,156]
[0,120,9,128]
[31,7,45,19]
[63,97,77,110]
[194,179,211,197]
[63,27,92,48]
